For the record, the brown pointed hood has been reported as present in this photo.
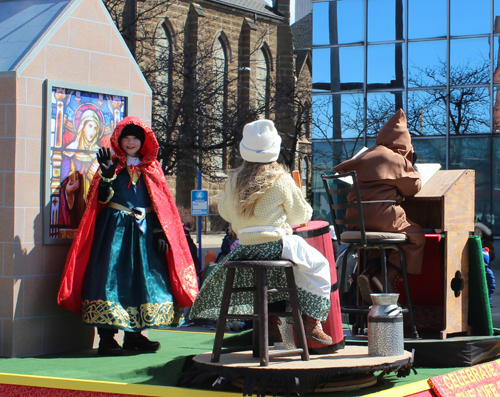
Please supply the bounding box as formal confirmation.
[335,109,419,181]
[375,109,414,162]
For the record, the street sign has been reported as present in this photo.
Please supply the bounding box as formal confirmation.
[191,190,209,215]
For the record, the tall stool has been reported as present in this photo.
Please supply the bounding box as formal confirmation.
[211,260,310,367]
[322,171,419,338]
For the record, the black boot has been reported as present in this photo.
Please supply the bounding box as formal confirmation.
[123,332,161,352]
[97,328,123,356]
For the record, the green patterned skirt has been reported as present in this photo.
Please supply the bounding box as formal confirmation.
[190,241,330,322]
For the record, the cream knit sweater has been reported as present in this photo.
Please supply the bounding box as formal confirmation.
[218,172,313,246]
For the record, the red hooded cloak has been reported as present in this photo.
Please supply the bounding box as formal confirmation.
[57,116,198,314]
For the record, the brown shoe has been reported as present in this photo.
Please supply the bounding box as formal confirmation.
[358,265,379,304]
[302,315,332,345]
[269,316,283,342]
[372,266,399,294]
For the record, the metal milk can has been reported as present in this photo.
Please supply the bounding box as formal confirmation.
[368,293,404,357]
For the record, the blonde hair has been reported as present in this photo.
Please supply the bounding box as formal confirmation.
[229,161,288,218]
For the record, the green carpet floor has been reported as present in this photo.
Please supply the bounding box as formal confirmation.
[0,330,214,387]
[0,328,468,396]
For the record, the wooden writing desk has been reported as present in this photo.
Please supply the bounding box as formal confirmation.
[401,169,475,339]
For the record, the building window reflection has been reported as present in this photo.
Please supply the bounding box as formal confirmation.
[450,0,490,36]
[407,90,447,136]
[408,41,446,88]
[449,88,490,135]
[366,92,405,136]
[312,93,365,140]
[311,0,500,234]
[313,1,364,46]
[491,137,500,227]
[411,137,447,164]
[491,37,500,84]
[367,44,405,88]
[493,87,500,132]
[368,0,405,42]
[408,0,447,39]
[450,38,490,81]
[312,46,364,92]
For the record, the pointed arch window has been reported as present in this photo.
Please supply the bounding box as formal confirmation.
[213,36,228,120]
[256,47,270,118]
[155,21,174,120]
[212,35,229,173]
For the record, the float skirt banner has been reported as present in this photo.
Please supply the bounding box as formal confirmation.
[428,360,500,397]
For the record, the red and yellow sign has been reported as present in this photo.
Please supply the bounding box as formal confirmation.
[429,361,500,397]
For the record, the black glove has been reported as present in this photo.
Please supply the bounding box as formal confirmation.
[412,151,417,166]
[96,148,118,179]
[154,233,170,254]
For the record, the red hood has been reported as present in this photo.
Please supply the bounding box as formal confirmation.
[111,116,158,167]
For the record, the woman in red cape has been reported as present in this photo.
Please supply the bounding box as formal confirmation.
[57,116,198,355]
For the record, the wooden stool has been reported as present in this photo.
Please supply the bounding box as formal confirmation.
[211,260,310,366]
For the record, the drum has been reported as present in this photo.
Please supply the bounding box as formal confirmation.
[292,220,345,354]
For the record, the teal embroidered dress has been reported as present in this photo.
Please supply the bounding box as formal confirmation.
[81,169,183,331]
[190,241,330,321]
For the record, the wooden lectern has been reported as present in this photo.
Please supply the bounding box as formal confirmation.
[401,169,475,339]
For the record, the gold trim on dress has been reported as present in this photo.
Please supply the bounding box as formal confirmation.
[82,299,183,329]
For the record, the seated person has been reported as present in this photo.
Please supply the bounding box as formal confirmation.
[334,109,425,304]
[191,119,333,344]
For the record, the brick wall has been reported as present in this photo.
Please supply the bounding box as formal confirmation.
[0,0,151,357]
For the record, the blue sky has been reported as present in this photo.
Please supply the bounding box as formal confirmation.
[312,0,493,86]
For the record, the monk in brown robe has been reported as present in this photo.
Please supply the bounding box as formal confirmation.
[334,109,425,303]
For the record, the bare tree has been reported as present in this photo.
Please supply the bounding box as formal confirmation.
[309,94,366,171]
[151,17,275,180]
[103,1,308,181]
[272,72,313,171]
[103,0,171,57]
[406,59,490,137]
[311,57,491,175]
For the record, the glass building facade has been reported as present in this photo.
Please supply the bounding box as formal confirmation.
[311,0,500,235]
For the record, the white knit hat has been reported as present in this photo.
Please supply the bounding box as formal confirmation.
[239,119,281,163]
[475,222,492,236]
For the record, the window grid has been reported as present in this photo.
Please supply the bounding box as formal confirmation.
[312,0,500,234]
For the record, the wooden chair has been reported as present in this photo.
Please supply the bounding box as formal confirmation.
[211,260,310,366]
[321,171,419,338]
